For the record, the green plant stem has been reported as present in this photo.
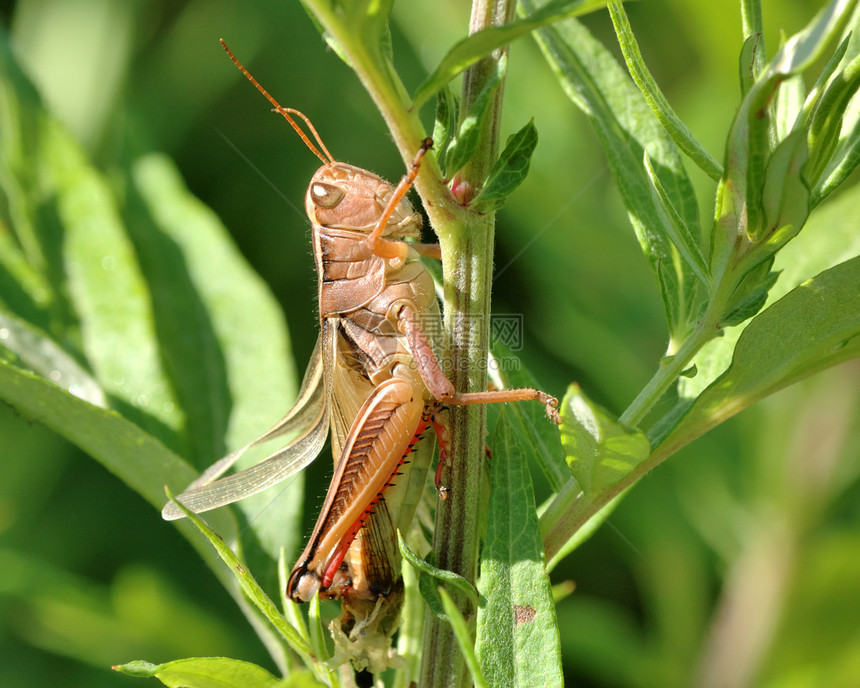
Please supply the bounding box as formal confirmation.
[619,315,717,428]
[620,250,753,429]
[740,0,764,39]
[419,2,516,686]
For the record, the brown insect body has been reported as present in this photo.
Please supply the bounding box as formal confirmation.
[287,159,441,605]
[164,39,560,670]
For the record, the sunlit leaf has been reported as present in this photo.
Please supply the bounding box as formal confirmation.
[560,386,650,498]
[489,343,567,491]
[432,87,458,175]
[162,491,340,685]
[654,256,860,453]
[0,310,106,407]
[113,657,311,687]
[129,154,302,561]
[643,152,709,287]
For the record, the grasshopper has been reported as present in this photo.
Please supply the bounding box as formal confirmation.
[164,41,559,657]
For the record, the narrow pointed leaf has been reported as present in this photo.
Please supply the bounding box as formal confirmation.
[307,595,331,664]
[523,4,701,338]
[432,88,458,175]
[490,343,568,491]
[129,154,301,560]
[474,119,538,206]
[814,120,860,202]
[759,129,810,246]
[439,588,488,688]
[398,531,478,607]
[300,0,395,70]
[738,33,765,98]
[643,152,709,286]
[609,1,722,181]
[164,490,313,658]
[807,52,860,186]
[476,413,563,687]
[719,0,856,252]
[0,310,106,407]
[0,44,183,441]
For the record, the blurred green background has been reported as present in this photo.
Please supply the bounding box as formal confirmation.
[1,1,858,686]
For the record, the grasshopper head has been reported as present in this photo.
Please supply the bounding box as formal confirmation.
[306,163,422,240]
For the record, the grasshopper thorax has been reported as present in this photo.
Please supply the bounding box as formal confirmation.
[307,162,422,240]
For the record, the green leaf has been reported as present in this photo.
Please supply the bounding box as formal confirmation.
[128,154,301,561]
[300,0,395,70]
[0,216,53,334]
[524,4,701,339]
[489,343,568,491]
[813,1,860,203]
[0,355,297,677]
[398,531,478,609]
[445,54,506,175]
[807,52,860,189]
[2,33,303,564]
[439,588,488,688]
[654,256,860,455]
[396,551,425,685]
[608,1,722,181]
[643,152,709,287]
[412,0,609,109]
[431,87,458,175]
[473,119,538,206]
[715,0,856,264]
[0,37,183,443]
[0,309,106,407]
[163,490,328,680]
[760,129,811,246]
[798,32,851,129]
[307,595,331,665]
[738,33,765,98]
[814,118,860,202]
[721,268,779,327]
[674,177,860,415]
[0,32,69,337]
[540,487,630,571]
[765,0,854,79]
[773,177,860,296]
[774,74,805,141]
[476,412,563,687]
[0,358,197,513]
[559,386,650,498]
[113,657,305,687]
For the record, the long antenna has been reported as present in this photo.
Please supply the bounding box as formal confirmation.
[220,39,335,165]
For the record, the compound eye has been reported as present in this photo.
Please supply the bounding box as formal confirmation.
[310,182,345,209]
